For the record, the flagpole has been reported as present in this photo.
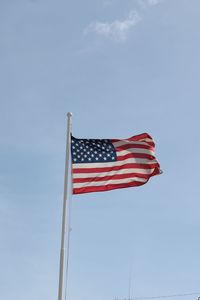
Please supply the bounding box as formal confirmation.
[58,112,73,300]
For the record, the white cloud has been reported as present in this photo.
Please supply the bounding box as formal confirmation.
[146,0,163,6]
[84,10,141,42]
[136,0,163,8]
[84,0,165,43]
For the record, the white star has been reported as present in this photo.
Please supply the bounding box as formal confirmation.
[103,157,107,160]
[95,157,99,161]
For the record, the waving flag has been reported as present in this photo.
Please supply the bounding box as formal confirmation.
[71,133,161,194]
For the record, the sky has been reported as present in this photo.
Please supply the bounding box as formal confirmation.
[1,0,200,300]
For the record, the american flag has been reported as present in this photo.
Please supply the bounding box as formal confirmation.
[71,133,161,194]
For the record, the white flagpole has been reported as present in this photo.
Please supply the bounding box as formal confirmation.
[58,112,73,300]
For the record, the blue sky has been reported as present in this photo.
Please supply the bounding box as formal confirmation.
[1,0,200,300]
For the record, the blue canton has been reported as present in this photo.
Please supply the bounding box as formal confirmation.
[71,136,117,164]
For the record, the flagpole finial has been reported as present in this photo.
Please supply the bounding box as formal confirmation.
[67,112,73,118]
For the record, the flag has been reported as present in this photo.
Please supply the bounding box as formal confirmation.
[71,133,161,194]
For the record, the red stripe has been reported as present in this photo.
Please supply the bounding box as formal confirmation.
[73,172,150,183]
[112,133,155,146]
[117,153,155,161]
[115,143,154,151]
[73,163,159,174]
[112,133,152,141]
[73,180,149,194]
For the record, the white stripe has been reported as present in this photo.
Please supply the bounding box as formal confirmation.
[73,158,158,169]
[73,177,147,188]
[113,140,153,147]
[116,148,155,156]
[73,168,154,178]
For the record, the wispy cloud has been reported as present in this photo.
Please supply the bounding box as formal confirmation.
[84,10,141,42]
[136,0,163,8]
[84,0,165,43]
[147,0,163,6]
